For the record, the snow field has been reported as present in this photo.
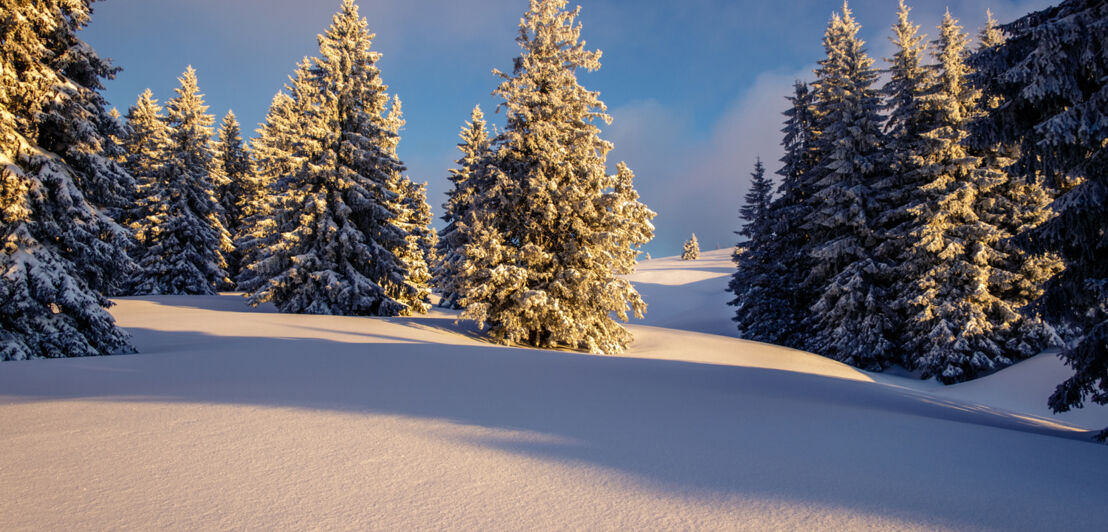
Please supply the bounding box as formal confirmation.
[0,249,1106,530]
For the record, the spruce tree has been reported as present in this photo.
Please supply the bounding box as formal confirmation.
[0,0,132,359]
[240,0,415,316]
[235,88,304,292]
[121,89,170,241]
[381,96,433,315]
[737,158,773,246]
[682,234,700,260]
[131,67,232,295]
[800,3,892,369]
[435,105,491,309]
[211,110,253,283]
[972,0,1108,438]
[901,13,1059,383]
[213,112,253,240]
[730,82,817,346]
[456,0,654,354]
[728,159,777,331]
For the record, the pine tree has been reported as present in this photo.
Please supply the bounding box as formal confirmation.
[234,88,304,292]
[240,0,415,316]
[213,111,253,242]
[800,3,892,369]
[387,175,434,314]
[121,89,170,241]
[0,0,132,359]
[682,233,700,260]
[131,67,232,295]
[900,12,1059,383]
[381,96,433,315]
[730,82,817,346]
[728,159,779,331]
[972,0,1108,438]
[456,0,654,354]
[737,158,773,246]
[434,105,491,309]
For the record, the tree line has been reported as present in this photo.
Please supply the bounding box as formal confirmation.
[729,0,1106,438]
[0,0,652,360]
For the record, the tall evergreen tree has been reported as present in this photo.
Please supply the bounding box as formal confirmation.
[863,0,935,357]
[737,158,773,246]
[800,3,892,369]
[728,159,776,329]
[972,0,1108,438]
[381,96,434,315]
[132,67,232,295]
[240,0,416,316]
[0,0,132,359]
[121,89,170,240]
[212,110,253,282]
[901,13,1059,383]
[235,87,306,292]
[456,0,654,354]
[213,111,253,238]
[730,82,817,346]
[434,105,491,309]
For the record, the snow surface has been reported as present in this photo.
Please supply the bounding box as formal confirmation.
[1,248,1106,530]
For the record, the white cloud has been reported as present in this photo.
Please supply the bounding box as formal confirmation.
[607,68,810,256]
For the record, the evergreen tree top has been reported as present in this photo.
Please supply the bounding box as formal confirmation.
[496,0,610,134]
[166,66,214,131]
[978,10,1005,49]
[315,0,388,116]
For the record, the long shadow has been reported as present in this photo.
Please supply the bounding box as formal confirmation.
[2,329,1106,530]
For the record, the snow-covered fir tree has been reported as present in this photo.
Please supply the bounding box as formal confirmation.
[731,81,819,347]
[972,0,1108,438]
[0,0,133,359]
[728,159,778,329]
[682,233,700,260]
[239,0,416,316]
[736,158,773,247]
[901,12,1059,383]
[131,67,232,295]
[212,111,253,245]
[386,175,434,315]
[800,3,893,369]
[865,0,935,364]
[456,0,654,354]
[381,96,434,315]
[434,105,491,309]
[234,87,305,291]
[121,89,170,239]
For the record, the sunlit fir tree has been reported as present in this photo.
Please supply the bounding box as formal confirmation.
[239,0,418,316]
[800,3,892,369]
[435,105,491,309]
[456,0,654,354]
[131,67,232,295]
[0,0,133,359]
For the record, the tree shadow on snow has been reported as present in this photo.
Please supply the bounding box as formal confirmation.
[2,328,1106,530]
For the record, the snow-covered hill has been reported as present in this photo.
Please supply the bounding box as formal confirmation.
[1,248,1105,530]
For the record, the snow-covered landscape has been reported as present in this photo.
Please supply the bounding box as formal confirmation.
[3,0,1107,529]
[3,249,1105,530]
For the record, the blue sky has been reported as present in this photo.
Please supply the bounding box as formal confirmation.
[81,0,1052,256]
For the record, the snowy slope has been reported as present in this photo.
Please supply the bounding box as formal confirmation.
[1,250,1106,530]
